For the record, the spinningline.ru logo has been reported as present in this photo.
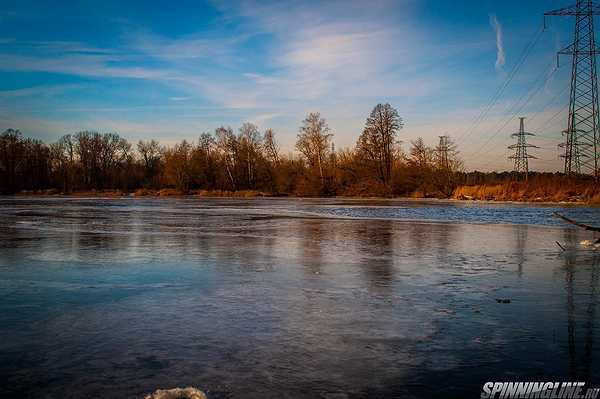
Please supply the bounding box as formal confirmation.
[480,382,600,399]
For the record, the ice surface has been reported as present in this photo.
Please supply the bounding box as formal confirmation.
[0,197,598,398]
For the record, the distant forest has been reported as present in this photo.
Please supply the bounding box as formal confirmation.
[1,103,598,203]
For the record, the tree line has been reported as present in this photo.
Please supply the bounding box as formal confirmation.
[0,103,469,196]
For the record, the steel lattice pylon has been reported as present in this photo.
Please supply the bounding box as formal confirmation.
[437,136,451,171]
[545,0,600,177]
[508,117,538,180]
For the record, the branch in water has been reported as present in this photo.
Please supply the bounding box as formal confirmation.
[554,212,600,233]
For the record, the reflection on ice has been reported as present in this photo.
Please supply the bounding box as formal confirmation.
[0,197,599,398]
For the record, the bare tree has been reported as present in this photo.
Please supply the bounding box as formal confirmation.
[74,131,105,188]
[215,126,238,190]
[261,128,281,192]
[98,133,131,188]
[434,136,462,172]
[356,103,402,185]
[163,140,192,191]
[22,138,51,190]
[409,137,433,169]
[432,136,463,197]
[238,122,262,187]
[137,140,163,186]
[407,137,436,197]
[50,135,77,192]
[0,129,26,193]
[296,112,333,183]
[263,128,280,165]
[190,133,217,188]
[198,133,214,156]
[4,118,600,201]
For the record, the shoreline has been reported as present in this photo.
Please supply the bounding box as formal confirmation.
[6,189,597,206]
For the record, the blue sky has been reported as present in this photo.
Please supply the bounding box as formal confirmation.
[0,0,581,171]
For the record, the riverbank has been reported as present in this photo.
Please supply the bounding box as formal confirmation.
[12,185,600,205]
[15,188,274,198]
[452,181,600,205]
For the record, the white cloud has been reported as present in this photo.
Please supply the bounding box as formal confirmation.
[0,53,170,80]
[3,0,563,172]
[125,30,246,63]
[0,84,84,99]
[489,14,505,72]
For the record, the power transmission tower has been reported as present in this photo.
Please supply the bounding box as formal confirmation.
[545,0,600,177]
[508,117,538,180]
[436,136,451,171]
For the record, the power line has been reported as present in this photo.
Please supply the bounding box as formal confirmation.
[464,62,560,171]
[526,82,570,126]
[454,24,546,145]
[533,103,569,135]
[466,62,558,160]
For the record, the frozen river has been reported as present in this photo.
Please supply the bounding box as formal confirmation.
[0,197,599,398]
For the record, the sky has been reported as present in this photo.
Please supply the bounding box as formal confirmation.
[0,0,583,171]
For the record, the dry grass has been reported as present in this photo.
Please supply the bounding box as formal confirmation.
[341,179,391,197]
[158,188,186,197]
[69,190,125,197]
[133,188,158,196]
[453,176,600,204]
[16,174,600,204]
[589,192,600,205]
[17,188,61,196]
[193,189,269,197]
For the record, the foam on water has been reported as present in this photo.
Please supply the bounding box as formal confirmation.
[144,387,206,399]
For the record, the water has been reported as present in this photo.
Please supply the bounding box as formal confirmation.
[0,197,599,398]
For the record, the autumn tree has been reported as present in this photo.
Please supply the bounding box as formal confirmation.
[356,103,402,185]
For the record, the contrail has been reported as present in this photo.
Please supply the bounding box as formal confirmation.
[490,14,505,72]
